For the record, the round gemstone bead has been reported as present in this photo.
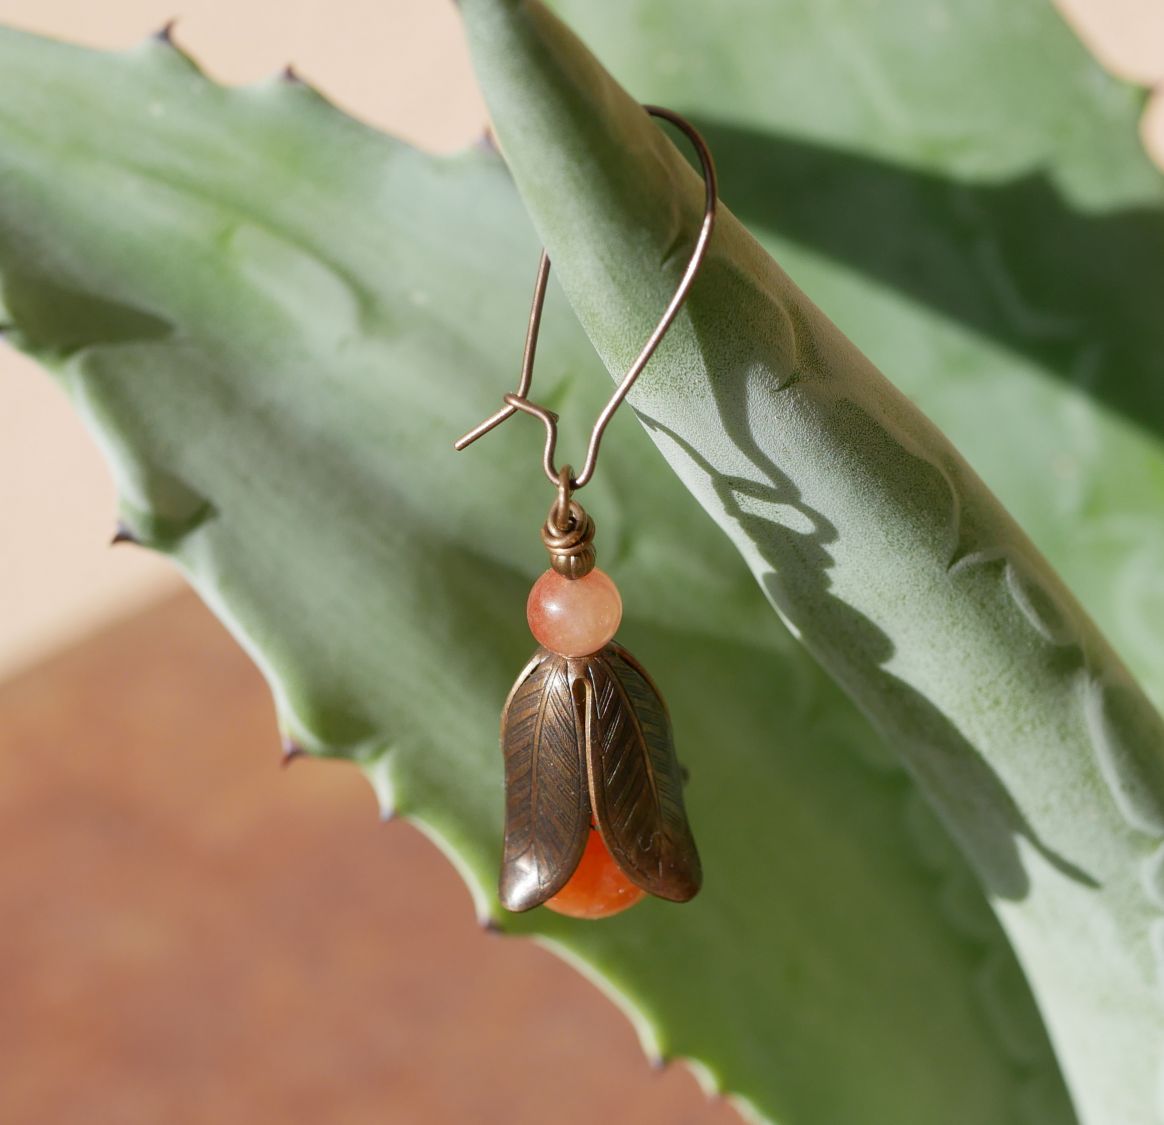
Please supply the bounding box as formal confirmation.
[526,567,622,657]
[544,827,646,919]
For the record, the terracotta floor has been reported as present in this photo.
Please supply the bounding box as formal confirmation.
[0,593,739,1125]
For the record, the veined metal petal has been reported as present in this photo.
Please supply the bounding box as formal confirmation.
[498,648,590,911]
[581,643,701,902]
[498,642,701,912]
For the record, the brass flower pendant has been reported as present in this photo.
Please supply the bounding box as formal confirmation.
[499,640,702,913]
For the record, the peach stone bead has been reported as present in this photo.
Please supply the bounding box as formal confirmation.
[526,568,622,657]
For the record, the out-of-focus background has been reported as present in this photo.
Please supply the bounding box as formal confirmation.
[0,1,1160,1122]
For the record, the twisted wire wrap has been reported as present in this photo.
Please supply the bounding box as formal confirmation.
[542,489,596,579]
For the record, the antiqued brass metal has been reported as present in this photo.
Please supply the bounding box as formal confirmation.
[497,649,591,912]
[542,471,596,579]
[499,642,701,912]
[453,105,718,493]
[542,505,596,579]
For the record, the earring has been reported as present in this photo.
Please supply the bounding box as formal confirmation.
[455,105,717,919]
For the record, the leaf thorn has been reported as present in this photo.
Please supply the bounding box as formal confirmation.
[281,737,306,767]
[110,522,140,547]
[281,63,304,85]
[153,19,178,44]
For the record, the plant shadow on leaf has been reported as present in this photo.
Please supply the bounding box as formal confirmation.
[640,241,1101,901]
[645,408,1099,901]
[695,120,1164,444]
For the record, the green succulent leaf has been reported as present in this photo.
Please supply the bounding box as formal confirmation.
[1,0,1161,1119]
[456,1,1164,1121]
[544,0,1164,717]
[0,23,1071,1125]
[469,0,1164,1114]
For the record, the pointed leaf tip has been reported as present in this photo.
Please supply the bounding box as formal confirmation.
[280,737,306,766]
[280,63,303,85]
[152,19,178,44]
[110,522,140,547]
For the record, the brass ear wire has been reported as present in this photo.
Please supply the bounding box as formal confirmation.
[453,104,718,492]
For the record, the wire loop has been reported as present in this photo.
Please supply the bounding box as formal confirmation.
[552,465,574,530]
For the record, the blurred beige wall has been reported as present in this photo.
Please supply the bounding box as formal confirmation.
[0,0,1160,682]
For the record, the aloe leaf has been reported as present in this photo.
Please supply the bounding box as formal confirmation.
[547,0,1164,716]
[458,1,1164,1121]
[0,24,1081,1125]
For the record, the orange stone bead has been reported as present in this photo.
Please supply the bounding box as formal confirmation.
[544,827,647,919]
[526,568,622,657]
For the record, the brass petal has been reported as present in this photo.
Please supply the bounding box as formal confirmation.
[498,648,590,912]
[581,643,701,902]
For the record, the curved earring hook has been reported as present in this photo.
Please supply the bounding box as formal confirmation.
[454,104,718,491]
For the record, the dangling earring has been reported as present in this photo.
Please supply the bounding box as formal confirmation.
[455,105,717,920]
